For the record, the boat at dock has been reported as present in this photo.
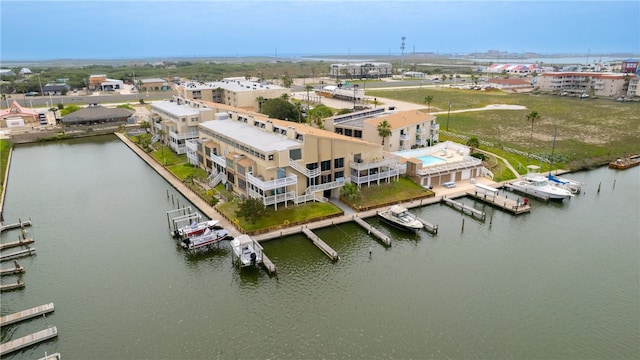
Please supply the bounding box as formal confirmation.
[608,156,640,170]
[173,220,221,239]
[231,235,263,268]
[180,227,233,251]
[547,173,584,194]
[377,205,424,233]
[508,174,573,200]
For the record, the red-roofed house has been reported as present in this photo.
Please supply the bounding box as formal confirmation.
[0,101,40,128]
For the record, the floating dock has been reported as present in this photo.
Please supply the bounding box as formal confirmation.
[302,228,339,261]
[0,237,35,250]
[442,197,486,220]
[0,248,36,262]
[0,280,25,292]
[261,254,277,274]
[353,217,391,246]
[417,217,438,233]
[0,261,24,276]
[38,353,61,360]
[467,191,531,215]
[0,303,55,327]
[0,326,58,356]
[0,219,32,233]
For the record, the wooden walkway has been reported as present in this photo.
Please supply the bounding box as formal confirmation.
[417,217,438,233]
[0,326,58,356]
[0,280,25,292]
[0,219,32,233]
[261,254,277,274]
[38,352,61,360]
[0,237,35,250]
[302,228,339,261]
[467,191,531,215]
[0,248,36,262]
[353,217,392,246]
[442,197,486,220]
[0,303,55,327]
[0,261,24,276]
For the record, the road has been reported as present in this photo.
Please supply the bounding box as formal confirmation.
[4,91,171,109]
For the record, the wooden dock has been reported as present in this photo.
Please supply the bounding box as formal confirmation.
[0,248,36,262]
[467,191,531,215]
[261,254,277,274]
[0,261,24,276]
[302,228,339,261]
[38,352,62,360]
[0,280,25,292]
[353,217,392,246]
[0,326,58,356]
[0,303,55,327]
[417,217,438,233]
[0,237,35,250]
[0,219,32,233]
[442,197,486,220]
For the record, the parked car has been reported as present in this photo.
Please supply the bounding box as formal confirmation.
[25,91,38,96]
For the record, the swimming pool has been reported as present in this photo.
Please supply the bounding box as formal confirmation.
[417,155,446,166]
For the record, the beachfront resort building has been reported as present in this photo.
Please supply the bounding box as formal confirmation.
[325,107,440,152]
[176,78,290,111]
[536,72,636,97]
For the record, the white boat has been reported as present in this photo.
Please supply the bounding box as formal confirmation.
[173,220,220,239]
[547,173,584,194]
[377,205,424,233]
[508,174,573,200]
[180,227,232,251]
[230,235,263,268]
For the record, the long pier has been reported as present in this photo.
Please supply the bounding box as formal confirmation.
[0,237,35,250]
[467,191,531,215]
[302,228,339,261]
[0,280,25,292]
[442,197,486,220]
[417,217,438,233]
[0,248,36,262]
[0,303,55,327]
[0,326,58,356]
[0,219,32,233]
[353,217,392,246]
[261,254,277,274]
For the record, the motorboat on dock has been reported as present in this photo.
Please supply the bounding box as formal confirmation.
[173,220,221,239]
[377,205,424,233]
[230,235,263,268]
[508,174,573,200]
[180,227,233,251]
[547,173,584,194]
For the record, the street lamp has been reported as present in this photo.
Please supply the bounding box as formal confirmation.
[446,100,451,131]
[353,84,359,110]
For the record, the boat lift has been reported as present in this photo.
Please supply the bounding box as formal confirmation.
[166,207,200,231]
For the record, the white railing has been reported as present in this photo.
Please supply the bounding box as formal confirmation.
[246,172,297,191]
[289,158,320,178]
[151,134,160,144]
[304,178,346,194]
[415,158,482,176]
[350,169,399,185]
[169,130,199,140]
[208,171,224,187]
[350,157,398,171]
[210,154,226,168]
[400,133,410,141]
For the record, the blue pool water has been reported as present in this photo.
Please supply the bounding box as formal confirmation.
[417,155,446,166]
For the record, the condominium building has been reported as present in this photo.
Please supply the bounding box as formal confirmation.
[536,72,636,97]
[176,78,290,111]
[329,63,393,79]
[183,100,404,209]
[325,108,440,152]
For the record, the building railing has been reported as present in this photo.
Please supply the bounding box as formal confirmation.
[289,158,320,178]
[304,178,346,194]
[350,169,399,185]
[210,153,226,168]
[350,157,398,171]
[169,130,199,140]
[246,172,297,191]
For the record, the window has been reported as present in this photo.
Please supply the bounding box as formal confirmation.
[268,154,274,161]
[335,171,344,180]
[345,129,352,136]
[321,160,331,171]
[321,174,332,183]
[354,130,362,138]
[334,157,344,168]
[289,148,302,160]
[237,165,245,176]
[306,163,318,171]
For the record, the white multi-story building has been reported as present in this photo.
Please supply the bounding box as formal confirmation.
[536,72,636,97]
[176,78,290,110]
[329,62,393,79]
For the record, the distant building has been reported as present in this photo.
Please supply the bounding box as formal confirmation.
[329,63,393,79]
[138,78,170,91]
[0,69,16,76]
[0,100,39,128]
[536,72,636,97]
[61,104,133,125]
[176,79,290,111]
[485,78,532,91]
[484,63,545,75]
[42,83,71,96]
[622,58,639,74]
[19,68,32,75]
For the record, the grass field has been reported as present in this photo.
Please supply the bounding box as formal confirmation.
[369,87,640,169]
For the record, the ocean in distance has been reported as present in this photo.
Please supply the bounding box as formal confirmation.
[1,135,638,359]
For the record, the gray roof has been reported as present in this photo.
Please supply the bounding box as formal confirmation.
[200,119,299,153]
[182,79,285,92]
[62,105,133,124]
[152,100,200,117]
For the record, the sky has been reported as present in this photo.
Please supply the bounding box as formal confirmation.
[1,0,639,61]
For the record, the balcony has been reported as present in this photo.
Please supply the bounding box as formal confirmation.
[210,153,226,168]
[416,127,424,134]
[350,157,397,171]
[350,169,399,185]
[246,172,297,191]
[289,158,320,178]
[399,133,410,141]
[305,177,347,194]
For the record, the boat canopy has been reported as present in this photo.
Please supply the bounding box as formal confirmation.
[389,205,408,215]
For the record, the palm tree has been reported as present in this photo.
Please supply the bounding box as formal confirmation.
[256,96,265,113]
[424,96,433,113]
[304,84,313,109]
[377,120,392,146]
[280,93,289,102]
[526,111,540,161]
[466,137,480,154]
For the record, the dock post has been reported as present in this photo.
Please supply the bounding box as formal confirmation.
[461,219,465,233]
[597,182,601,193]
[613,180,616,189]
[166,189,169,198]
[171,194,175,206]
[490,214,493,225]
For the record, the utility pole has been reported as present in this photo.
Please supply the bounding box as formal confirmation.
[446,100,451,131]
[400,36,406,79]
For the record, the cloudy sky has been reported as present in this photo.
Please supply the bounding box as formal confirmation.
[1,0,638,60]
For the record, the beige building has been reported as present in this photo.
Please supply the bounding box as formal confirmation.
[139,78,170,91]
[181,100,404,209]
[325,108,440,152]
[536,72,636,97]
[176,78,290,111]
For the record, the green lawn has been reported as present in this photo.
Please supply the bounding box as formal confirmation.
[342,177,434,209]
[369,88,640,169]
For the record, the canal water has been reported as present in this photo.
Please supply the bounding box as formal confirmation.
[1,135,638,359]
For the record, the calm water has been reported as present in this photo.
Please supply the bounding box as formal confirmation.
[1,135,639,359]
